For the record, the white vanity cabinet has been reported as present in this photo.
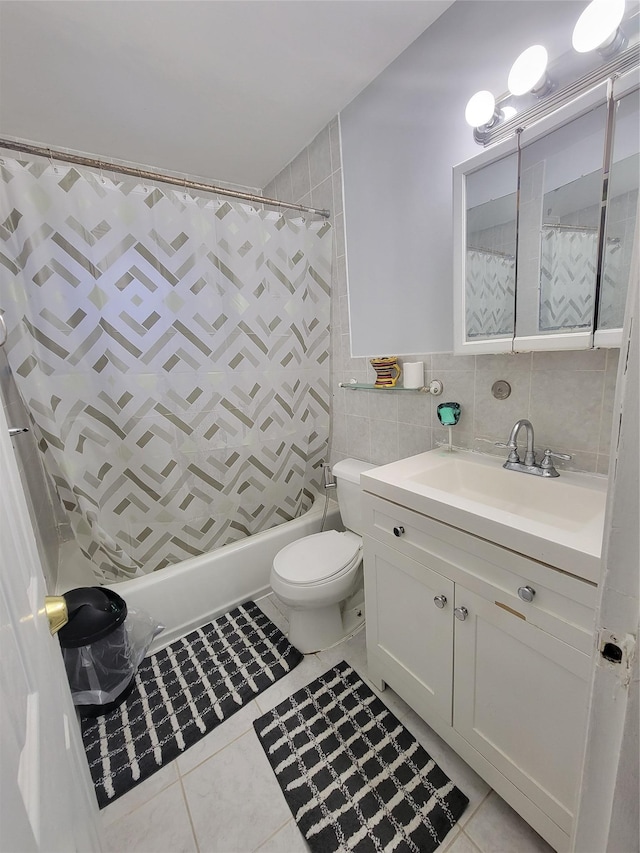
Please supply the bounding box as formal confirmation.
[362,491,598,852]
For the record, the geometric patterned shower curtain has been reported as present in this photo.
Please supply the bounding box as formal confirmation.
[0,156,331,582]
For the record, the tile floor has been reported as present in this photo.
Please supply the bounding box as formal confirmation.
[100,594,554,853]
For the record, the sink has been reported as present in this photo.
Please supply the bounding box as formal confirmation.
[361,448,607,582]
[407,456,604,531]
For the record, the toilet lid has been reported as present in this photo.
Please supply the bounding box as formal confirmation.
[273,531,361,585]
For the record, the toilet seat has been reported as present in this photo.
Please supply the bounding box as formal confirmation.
[272,530,362,586]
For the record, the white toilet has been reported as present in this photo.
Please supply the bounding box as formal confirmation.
[270,458,375,654]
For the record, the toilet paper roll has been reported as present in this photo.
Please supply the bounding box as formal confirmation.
[403,362,424,389]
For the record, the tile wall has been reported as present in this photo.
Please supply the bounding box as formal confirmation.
[264,119,620,478]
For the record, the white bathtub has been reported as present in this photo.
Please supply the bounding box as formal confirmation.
[105,495,341,652]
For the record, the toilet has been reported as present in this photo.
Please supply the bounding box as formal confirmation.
[270,458,375,654]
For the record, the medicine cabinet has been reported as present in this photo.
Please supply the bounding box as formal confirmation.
[453,68,639,354]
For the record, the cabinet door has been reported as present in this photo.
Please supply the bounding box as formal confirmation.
[453,587,591,835]
[595,72,640,345]
[363,538,454,724]
[515,94,609,351]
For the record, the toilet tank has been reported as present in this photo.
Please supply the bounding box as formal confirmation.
[331,458,376,534]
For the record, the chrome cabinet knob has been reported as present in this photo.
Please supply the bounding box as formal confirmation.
[393,525,405,537]
[454,606,468,621]
[434,595,447,609]
[518,585,536,603]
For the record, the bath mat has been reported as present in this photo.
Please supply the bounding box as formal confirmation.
[81,600,302,808]
[254,661,468,853]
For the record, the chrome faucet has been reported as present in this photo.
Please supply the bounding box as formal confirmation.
[496,418,571,478]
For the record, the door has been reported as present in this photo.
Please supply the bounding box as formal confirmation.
[0,402,101,852]
[453,586,591,835]
[363,538,454,724]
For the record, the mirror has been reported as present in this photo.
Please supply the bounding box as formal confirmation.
[454,73,638,355]
[464,153,518,343]
[516,100,608,346]
[598,88,640,332]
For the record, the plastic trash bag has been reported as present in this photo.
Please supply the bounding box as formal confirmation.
[62,608,164,708]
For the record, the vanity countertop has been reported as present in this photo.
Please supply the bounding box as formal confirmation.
[361,448,607,583]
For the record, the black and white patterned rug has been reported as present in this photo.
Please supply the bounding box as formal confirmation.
[81,600,302,807]
[254,661,469,853]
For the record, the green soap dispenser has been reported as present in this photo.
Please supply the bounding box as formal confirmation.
[436,403,461,426]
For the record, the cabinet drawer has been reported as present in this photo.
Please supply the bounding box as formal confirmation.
[363,492,598,653]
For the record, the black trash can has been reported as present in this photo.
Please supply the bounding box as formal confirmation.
[58,587,136,717]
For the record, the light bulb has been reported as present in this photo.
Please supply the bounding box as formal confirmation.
[465,91,497,128]
[572,0,625,54]
[508,45,549,96]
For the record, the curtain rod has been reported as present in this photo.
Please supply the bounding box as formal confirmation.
[0,137,331,219]
[468,245,515,260]
[542,223,598,232]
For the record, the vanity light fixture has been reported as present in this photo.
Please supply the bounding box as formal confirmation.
[465,0,637,146]
[508,45,552,96]
[572,0,627,58]
[464,90,499,128]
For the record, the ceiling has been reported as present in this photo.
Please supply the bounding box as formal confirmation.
[0,0,454,189]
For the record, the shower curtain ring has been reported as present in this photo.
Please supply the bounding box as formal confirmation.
[48,147,57,174]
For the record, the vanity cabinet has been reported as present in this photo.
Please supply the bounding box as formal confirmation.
[362,491,598,852]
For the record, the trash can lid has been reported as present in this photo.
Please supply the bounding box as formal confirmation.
[58,587,127,648]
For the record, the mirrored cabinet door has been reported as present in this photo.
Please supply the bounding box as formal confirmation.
[454,139,519,354]
[465,153,518,344]
[596,78,640,345]
[515,95,609,350]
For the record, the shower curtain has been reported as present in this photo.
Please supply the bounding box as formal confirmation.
[0,156,332,581]
[465,248,515,338]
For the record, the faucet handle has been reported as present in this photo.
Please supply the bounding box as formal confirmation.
[541,449,572,470]
[495,440,519,463]
[542,448,572,461]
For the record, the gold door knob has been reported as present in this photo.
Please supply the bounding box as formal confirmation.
[44,596,68,635]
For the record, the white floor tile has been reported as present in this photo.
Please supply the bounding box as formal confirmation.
[316,624,367,673]
[253,652,329,714]
[182,730,291,853]
[176,698,261,776]
[100,761,179,827]
[465,791,555,853]
[101,782,196,853]
[255,818,310,853]
[443,830,483,852]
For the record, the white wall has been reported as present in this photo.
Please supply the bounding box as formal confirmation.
[341,0,583,356]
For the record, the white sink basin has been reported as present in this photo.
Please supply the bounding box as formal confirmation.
[361,448,607,582]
